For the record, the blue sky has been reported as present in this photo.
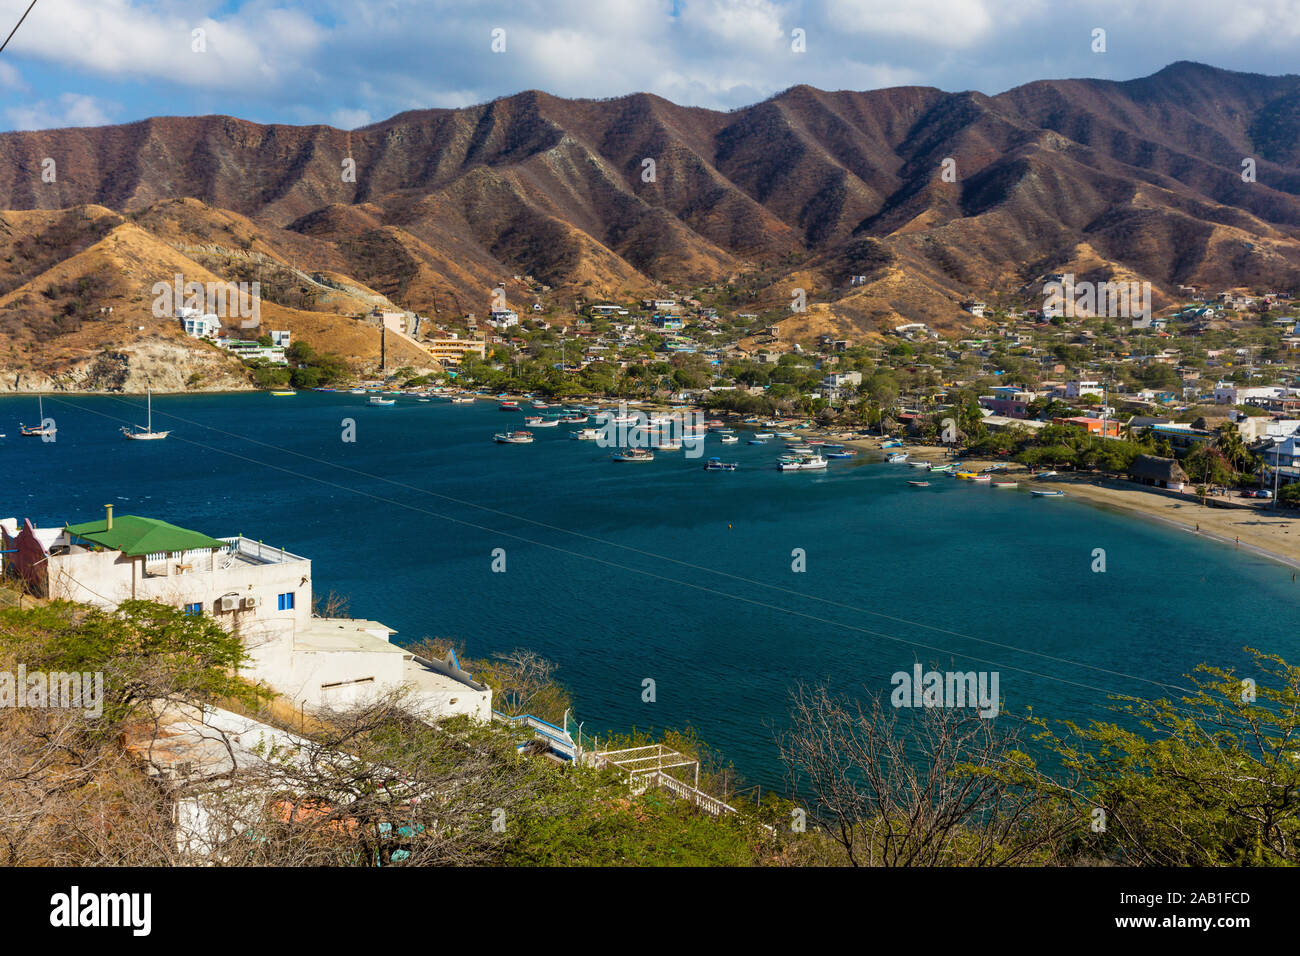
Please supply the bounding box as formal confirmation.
[2,0,1299,132]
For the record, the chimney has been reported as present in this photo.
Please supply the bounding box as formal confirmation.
[104,504,114,530]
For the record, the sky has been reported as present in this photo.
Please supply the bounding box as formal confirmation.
[1,0,1299,132]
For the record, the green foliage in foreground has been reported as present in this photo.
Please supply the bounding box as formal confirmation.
[5,598,1300,866]
[0,599,264,724]
[1011,650,1300,866]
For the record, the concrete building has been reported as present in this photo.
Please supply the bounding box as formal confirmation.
[2,507,490,722]
[821,371,862,389]
[979,386,1036,419]
[180,309,222,340]
[425,335,487,364]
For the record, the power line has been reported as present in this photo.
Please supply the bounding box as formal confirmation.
[41,394,1215,716]
[65,392,1201,698]
[0,0,38,55]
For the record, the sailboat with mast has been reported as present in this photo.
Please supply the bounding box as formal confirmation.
[121,388,170,440]
[19,395,55,438]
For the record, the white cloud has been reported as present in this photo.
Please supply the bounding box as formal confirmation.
[329,107,372,129]
[5,93,115,130]
[4,1,1300,131]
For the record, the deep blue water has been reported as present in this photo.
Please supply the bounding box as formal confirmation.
[5,390,1300,788]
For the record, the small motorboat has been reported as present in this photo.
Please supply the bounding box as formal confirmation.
[993,480,1019,488]
[720,435,740,444]
[524,416,561,427]
[368,395,396,406]
[571,428,602,440]
[1035,470,1058,480]
[270,390,296,396]
[499,401,521,411]
[907,480,930,487]
[748,439,767,445]
[611,448,654,462]
[1031,489,1065,497]
[450,396,475,404]
[825,450,856,458]
[494,430,534,444]
[704,458,738,471]
[777,455,828,471]
[886,452,908,463]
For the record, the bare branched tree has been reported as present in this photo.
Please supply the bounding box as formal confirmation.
[777,681,1079,866]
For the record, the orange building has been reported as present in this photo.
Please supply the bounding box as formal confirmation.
[1053,416,1123,437]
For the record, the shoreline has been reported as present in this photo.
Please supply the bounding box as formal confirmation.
[832,432,1300,572]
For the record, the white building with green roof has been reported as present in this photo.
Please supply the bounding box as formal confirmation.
[13,505,490,722]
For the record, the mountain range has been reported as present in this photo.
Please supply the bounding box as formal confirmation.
[3,60,1300,389]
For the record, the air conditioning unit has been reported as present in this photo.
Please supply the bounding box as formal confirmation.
[243,595,262,609]
[219,595,238,612]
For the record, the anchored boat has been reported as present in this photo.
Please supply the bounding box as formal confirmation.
[777,454,828,471]
[494,430,534,444]
[611,448,654,462]
[704,457,738,471]
[121,388,170,441]
[19,395,56,438]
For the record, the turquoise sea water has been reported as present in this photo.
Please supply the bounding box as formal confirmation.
[5,390,1299,788]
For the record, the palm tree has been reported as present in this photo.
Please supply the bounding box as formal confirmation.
[1214,422,1253,475]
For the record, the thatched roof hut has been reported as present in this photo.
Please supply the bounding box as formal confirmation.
[1127,454,1188,489]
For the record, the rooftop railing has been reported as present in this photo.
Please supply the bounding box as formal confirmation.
[217,536,309,565]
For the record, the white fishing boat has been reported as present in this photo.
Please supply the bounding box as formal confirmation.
[1035,470,1058,480]
[777,455,828,471]
[1031,489,1065,497]
[450,396,475,404]
[368,395,396,406]
[494,430,534,444]
[19,395,56,438]
[524,416,561,427]
[886,452,909,464]
[704,457,738,471]
[720,435,740,444]
[611,448,654,462]
[993,480,1019,488]
[121,388,170,441]
[653,439,682,451]
[571,428,603,440]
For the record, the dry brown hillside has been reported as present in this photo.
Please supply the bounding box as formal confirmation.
[6,62,1300,380]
